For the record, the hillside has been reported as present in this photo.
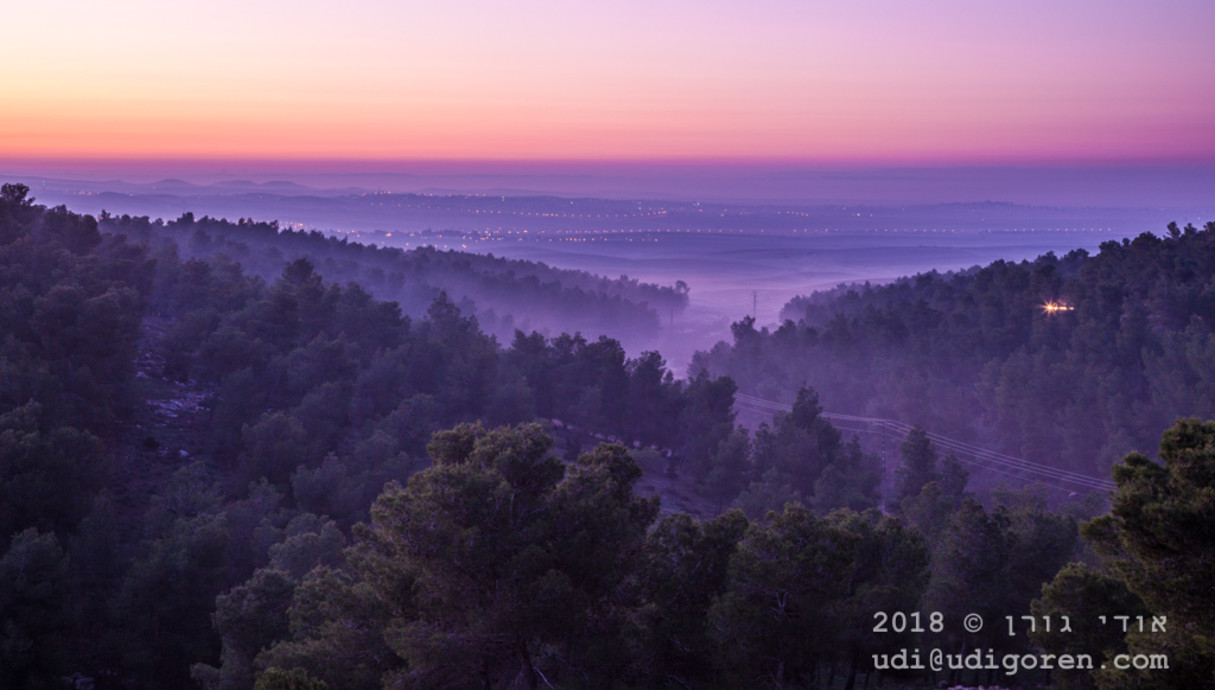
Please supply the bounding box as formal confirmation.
[692,222,1215,479]
[3,184,1212,689]
[99,211,687,345]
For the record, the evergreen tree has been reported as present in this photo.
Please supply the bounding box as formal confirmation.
[633,510,748,686]
[1029,562,1147,690]
[709,504,856,687]
[361,423,658,689]
[896,425,938,505]
[1083,418,1215,689]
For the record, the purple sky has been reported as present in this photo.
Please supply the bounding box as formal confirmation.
[4,0,1214,164]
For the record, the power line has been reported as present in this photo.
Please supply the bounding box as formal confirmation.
[732,393,1115,493]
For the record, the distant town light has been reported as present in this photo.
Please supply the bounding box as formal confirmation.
[1042,301,1074,313]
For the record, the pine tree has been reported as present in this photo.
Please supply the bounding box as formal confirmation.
[1083,418,1215,689]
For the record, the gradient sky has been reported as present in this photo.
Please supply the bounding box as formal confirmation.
[4,0,1214,163]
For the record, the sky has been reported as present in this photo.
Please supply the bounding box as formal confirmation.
[3,0,1215,164]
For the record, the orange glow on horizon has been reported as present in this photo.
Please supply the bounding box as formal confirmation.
[2,0,1212,165]
[8,99,1213,164]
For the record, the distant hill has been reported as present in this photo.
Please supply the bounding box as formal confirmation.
[100,210,687,344]
[692,222,1215,479]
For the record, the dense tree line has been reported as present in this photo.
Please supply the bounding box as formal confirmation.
[100,212,687,344]
[2,186,1211,689]
[693,222,1215,480]
[0,184,730,687]
[210,418,1215,690]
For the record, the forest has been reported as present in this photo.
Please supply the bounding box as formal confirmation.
[98,210,688,346]
[693,223,1215,481]
[0,182,1212,689]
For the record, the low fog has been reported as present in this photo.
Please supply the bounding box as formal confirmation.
[5,172,1215,689]
[21,170,1204,373]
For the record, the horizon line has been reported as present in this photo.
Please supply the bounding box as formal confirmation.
[5,154,1215,172]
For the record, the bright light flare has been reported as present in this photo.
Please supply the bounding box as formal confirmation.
[1042,301,1075,313]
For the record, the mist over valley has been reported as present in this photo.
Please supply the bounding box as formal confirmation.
[6,0,1215,683]
[18,167,1208,374]
[3,162,1214,690]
